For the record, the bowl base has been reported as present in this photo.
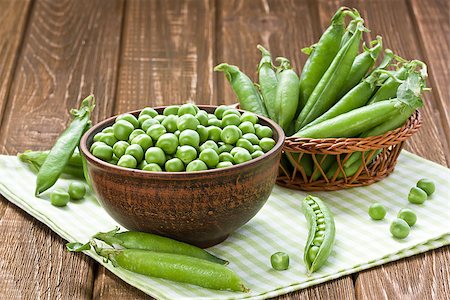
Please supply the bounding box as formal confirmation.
[191,235,229,248]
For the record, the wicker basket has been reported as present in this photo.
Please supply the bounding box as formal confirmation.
[277,110,422,191]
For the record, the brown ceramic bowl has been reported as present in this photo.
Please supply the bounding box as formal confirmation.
[80,105,284,248]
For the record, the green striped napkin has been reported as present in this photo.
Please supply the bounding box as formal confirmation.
[0,150,448,300]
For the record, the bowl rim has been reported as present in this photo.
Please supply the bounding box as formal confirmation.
[80,104,285,179]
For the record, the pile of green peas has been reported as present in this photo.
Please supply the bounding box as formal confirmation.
[90,104,277,172]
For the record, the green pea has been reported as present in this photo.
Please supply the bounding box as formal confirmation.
[259,137,276,152]
[186,159,208,172]
[154,115,166,123]
[308,246,320,262]
[270,252,289,271]
[177,114,200,131]
[397,208,417,227]
[238,121,255,134]
[145,147,166,166]
[163,105,180,116]
[93,132,104,142]
[218,144,233,154]
[117,154,137,169]
[138,160,148,170]
[161,115,179,133]
[113,120,134,141]
[165,158,185,172]
[208,118,222,127]
[207,126,222,142]
[233,149,252,164]
[138,114,152,127]
[90,141,106,153]
[179,129,200,148]
[139,107,158,118]
[221,125,242,145]
[416,178,435,196]
[92,144,113,161]
[256,125,273,139]
[109,155,119,165]
[222,109,241,118]
[252,145,262,152]
[236,138,254,153]
[129,129,145,142]
[199,140,219,153]
[50,189,70,207]
[390,218,410,239]
[242,133,259,145]
[195,111,209,126]
[199,149,219,168]
[240,112,258,124]
[221,114,241,127]
[178,103,197,116]
[142,163,162,172]
[196,125,209,143]
[176,145,197,164]
[368,203,387,220]
[219,152,234,164]
[155,133,178,154]
[175,130,180,137]
[68,182,86,200]
[408,187,427,204]
[125,144,144,162]
[214,105,231,119]
[251,150,264,159]
[116,113,139,129]
[112,141,129,158]
[102,126,114,134]
[141,118,160,132]
[216,161,233,168]
[208,113,218,120]
[131,134,152,151]
[230,147,247,156]
[99,132,118,147]
[313,236,324,246]
[146,124,167,141]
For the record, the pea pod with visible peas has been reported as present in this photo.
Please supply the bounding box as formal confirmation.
[214,63,268,117]
[298,7,356,113]
[302,195,335,274]
[35,96,95,195]
[94,227,228,265]
[296,20,366,130]
[274,57,300,131]
[257,45,278,120]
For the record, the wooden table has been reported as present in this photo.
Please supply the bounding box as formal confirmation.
[0,0,448,298]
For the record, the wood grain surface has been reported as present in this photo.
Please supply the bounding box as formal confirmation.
[0,0,448,299]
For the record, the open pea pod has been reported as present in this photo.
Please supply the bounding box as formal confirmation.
[302,195,336,274]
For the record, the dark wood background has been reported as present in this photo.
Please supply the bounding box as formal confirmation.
[0,0,448,299]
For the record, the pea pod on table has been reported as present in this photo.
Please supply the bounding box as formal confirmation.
[257,45,278,121]
[295,20,366,130]
[274,57,300,132]
[302,195,335,274]
[35,96,95,195]
[214,63,268,117]
[297,7,356,113]
[94,227,228,265]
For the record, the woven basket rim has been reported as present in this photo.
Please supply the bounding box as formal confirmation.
[283,110,422,153]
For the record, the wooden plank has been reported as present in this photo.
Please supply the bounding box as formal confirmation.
[409,0,450,163]
[115,0,215,111]
[0,0,124,298]
[93,1,215,298]
[217,1,355,299]
[0,0,32,134]
[216,0,319,105]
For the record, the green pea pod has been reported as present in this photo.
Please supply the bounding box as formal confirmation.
[302,195,335,274]
[339,13,361,48]
[274,57,300,131]
[257,45,278,121]
[343,67,427,168]
[294,98,417,138]
[35,96,95,195]
[298,8,354,113]
[93,227,228,265]
[91,242,248,292]
[338,36,383,98]
[214,63,268,117]
[310,155,336,181]
[285,152,313,177]
[296,20,366,130]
